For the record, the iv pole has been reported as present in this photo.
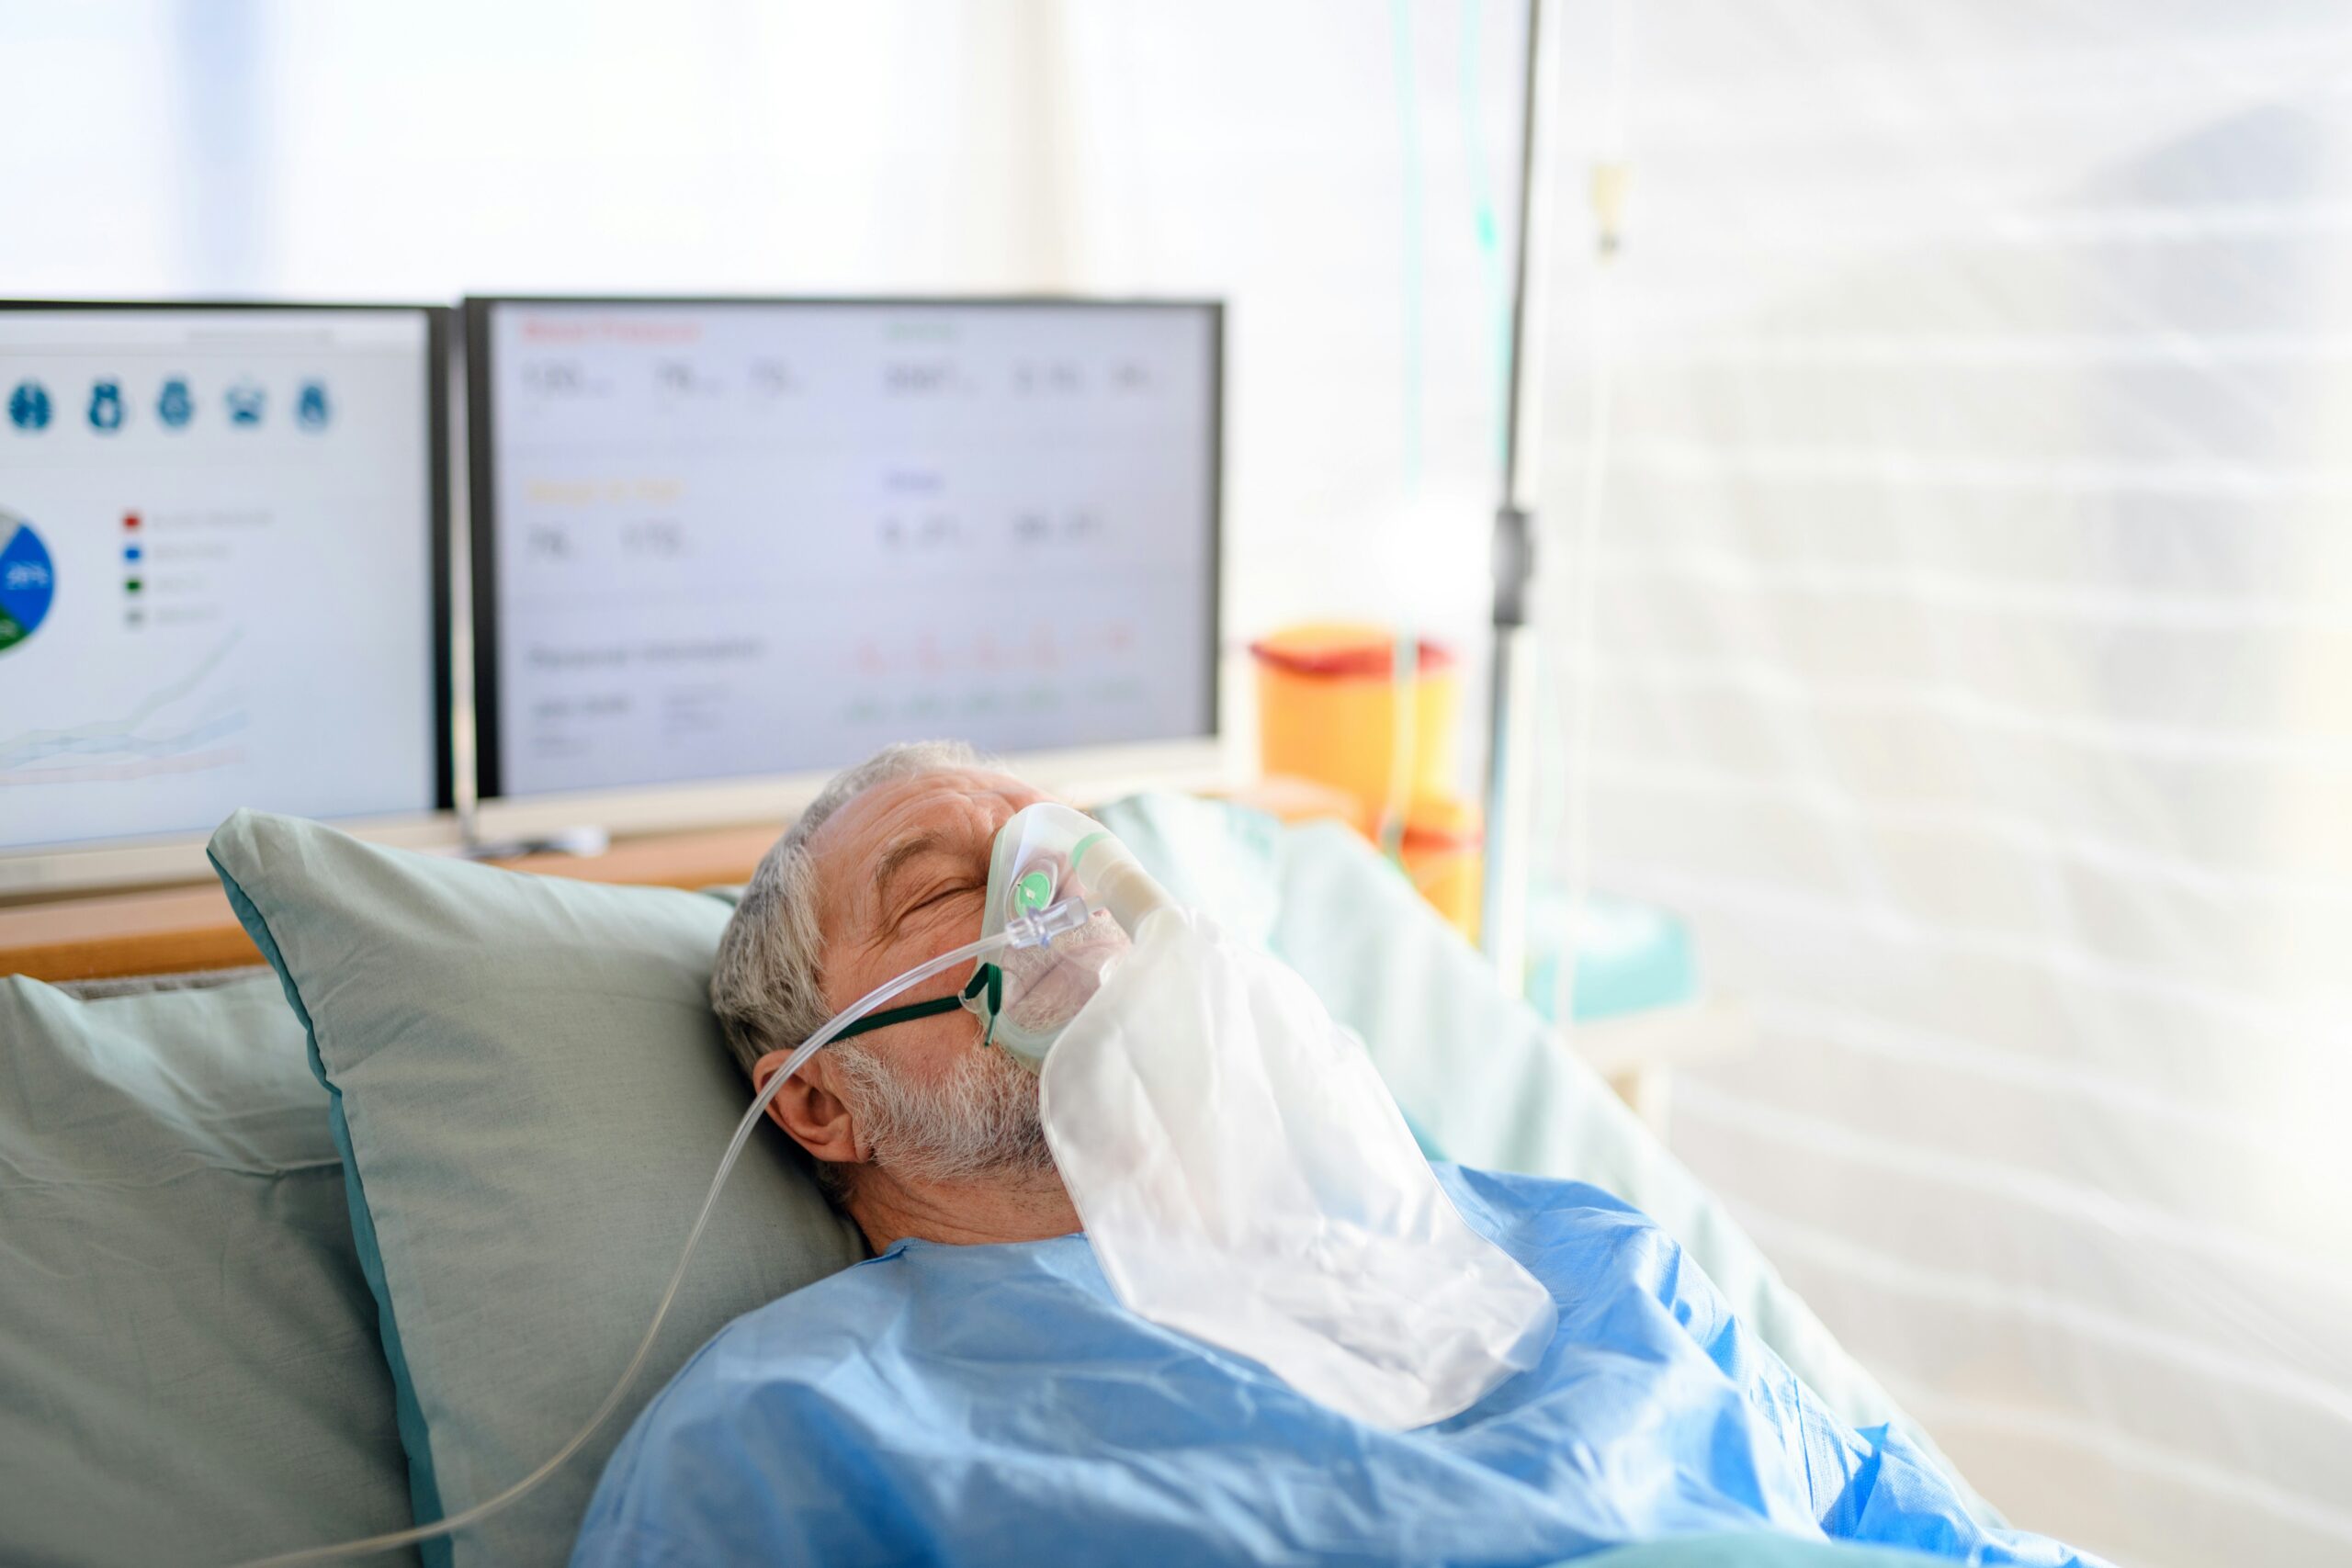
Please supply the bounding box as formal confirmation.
[1478,0,1556,985]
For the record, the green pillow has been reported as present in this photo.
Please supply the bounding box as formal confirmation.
[209,811,864,1568]
[0,973,415,1566]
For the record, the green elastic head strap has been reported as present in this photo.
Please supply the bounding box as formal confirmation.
[829,963,1004,1049]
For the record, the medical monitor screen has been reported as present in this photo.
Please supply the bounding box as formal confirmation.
[467,298,1220,799]
[0,304,450,854]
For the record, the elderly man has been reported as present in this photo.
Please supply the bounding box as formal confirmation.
[703,741,1077,1254]
[570,743,2106,1568]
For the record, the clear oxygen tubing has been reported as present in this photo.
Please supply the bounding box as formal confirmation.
[233,894,1095,1568]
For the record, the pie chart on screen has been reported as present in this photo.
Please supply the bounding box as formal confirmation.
[0,510,55,656]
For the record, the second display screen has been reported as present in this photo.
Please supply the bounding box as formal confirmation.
[471,299,1219,799]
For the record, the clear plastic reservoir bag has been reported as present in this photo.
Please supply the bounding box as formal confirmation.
[1039,897,1558,1429]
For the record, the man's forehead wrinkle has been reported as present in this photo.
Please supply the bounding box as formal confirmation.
[812,776,967,874]
[872,831,949,908]
[832,788,989,927]
[808,771,1046,946]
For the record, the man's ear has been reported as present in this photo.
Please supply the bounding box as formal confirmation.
[752,1050,861,1171]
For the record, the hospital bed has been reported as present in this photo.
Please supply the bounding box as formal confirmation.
[0,792,1977,1567]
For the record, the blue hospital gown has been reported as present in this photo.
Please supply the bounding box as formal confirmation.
[571,1166,2105,1567]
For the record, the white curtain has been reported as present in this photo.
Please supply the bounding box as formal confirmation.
[1535,4,2352,1563]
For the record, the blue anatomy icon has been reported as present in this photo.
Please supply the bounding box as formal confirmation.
[295,379,331,431]
[7,380,51,432]
[87,378,125,433]
[224,380,265,427]
[157,378,195,429]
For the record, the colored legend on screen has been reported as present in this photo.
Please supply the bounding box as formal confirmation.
[122,511,142,626]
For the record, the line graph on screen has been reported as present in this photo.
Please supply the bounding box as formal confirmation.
[0,631,248,787]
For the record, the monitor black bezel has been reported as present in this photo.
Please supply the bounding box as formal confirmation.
[463,293,1225,802]
[0,297,458,821]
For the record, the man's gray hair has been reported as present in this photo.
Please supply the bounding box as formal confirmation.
[712,739,989,1082]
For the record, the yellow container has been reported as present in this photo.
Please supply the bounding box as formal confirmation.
[1400,794,1484,942]
[1250,623,1460,828]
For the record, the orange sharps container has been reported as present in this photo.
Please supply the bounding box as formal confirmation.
[1248,623,1460,824]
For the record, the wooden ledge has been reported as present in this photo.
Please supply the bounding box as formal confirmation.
[0,824,786,984]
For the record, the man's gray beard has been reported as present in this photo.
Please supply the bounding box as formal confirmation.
[831,1038,1057,1187]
